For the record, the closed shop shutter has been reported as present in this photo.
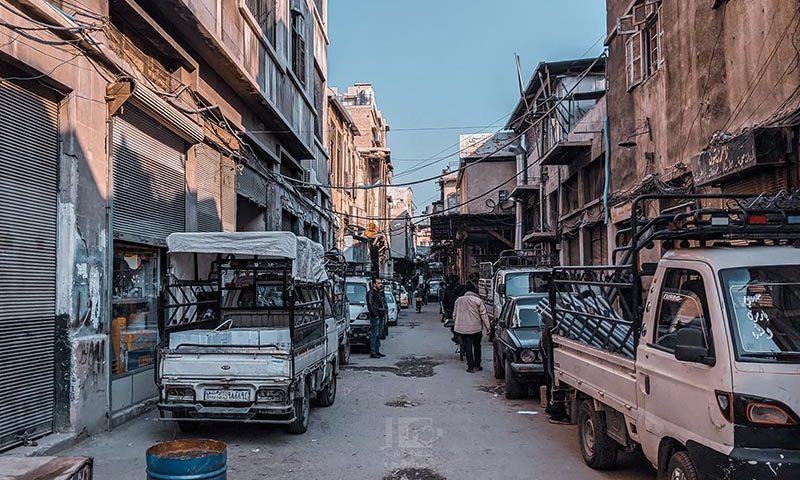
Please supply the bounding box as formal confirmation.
[721,168,788,196]
[0,80,58,450]
[589,224,608,266]
[196,144,222,232]
[237,164,267,205]
[113,106,186,242]
[221,154,236,232]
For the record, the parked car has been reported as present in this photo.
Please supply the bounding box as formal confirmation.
[428,280,442,301]
[385,292,399,326]
[158,232,337,435]
[492,294,546,399]
[398,287,409,308]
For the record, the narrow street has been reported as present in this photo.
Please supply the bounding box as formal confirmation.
[63,304,653,480]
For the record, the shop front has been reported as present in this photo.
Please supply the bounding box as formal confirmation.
[109,103,195,421]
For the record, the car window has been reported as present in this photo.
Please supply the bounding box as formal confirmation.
[654,268,711,352]
[385,294,396,305]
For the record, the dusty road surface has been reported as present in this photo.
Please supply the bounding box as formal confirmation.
[63,305,655,480]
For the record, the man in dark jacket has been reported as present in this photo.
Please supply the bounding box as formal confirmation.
[366,277,387,358]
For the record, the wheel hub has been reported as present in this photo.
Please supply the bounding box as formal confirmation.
[582,417,595,453]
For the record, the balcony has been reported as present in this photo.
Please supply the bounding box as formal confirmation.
[510,176,541,200]
[539,140,592,166]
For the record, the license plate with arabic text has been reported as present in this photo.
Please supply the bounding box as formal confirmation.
[204,389,251,402]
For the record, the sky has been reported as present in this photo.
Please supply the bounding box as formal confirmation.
[328,0,607,212]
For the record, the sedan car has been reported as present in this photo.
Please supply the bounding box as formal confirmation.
[427,280,442,301]
[385,292,399,326]
[492,294,547,399]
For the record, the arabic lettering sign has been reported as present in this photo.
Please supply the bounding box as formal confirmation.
[690,132,758,187]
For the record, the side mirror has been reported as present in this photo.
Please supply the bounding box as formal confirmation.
[497,284,506,296]
[674,328,715,366]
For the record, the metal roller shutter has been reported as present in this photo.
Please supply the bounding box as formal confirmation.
[0,80,58,450]
[221,154,236,232]
[721,168,789,196]
[196,144,222,232]
[237,164,267,205]
[113,106,186,242]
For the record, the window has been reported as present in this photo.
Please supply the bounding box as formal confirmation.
[587,224,608,266]
[111,243,160,376]
[583,159,605,204]
[623,1,663,89]
[654,269,711,352]
[562,175,579,213]
[245,0,277,46]
[313,67,324,140]
[291,10,307,85]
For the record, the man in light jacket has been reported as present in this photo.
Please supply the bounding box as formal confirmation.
[453,283,490,373]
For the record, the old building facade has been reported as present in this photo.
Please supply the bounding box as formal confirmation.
[606,0,800,237]
[507,58,608,265]
[0,0,330,450]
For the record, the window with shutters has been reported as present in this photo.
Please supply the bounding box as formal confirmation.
[625,31,644,90]
[313,67,324,140]
[562,175,580,214]
[292,10,307,85]
[645,10,664,76]
[583,159,605,205]
[245,0,277,46]
[587,224,608,265]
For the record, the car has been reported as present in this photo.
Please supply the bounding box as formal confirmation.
[492,294,547,399]
[385,292,399,326]
[398,287,409,308]
[347,278,388,348]
[427,280,442,301]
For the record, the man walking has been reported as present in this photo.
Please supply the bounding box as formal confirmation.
[453,283,490,373]
[366,277,387,359]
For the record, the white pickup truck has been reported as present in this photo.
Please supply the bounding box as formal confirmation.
[542,193,800,480]
[156,232,338,435]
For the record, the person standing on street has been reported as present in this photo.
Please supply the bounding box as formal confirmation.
[453,283,490,373]
[366,277,387,359]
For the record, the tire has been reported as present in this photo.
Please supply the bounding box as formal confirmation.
[288,383,310,435]
[505,359,525,399]
[577,400,618,470]
[493,347,504,379]
[317,367,337,407]
[339,336,351,365]
[666,451,699,480]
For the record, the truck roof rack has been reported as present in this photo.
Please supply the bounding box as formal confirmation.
[495,249,560,269]
[549,190,800,360]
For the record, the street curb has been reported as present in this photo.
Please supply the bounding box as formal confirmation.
[1,432,79,458]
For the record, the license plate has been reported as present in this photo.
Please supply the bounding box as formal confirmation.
[204,389,251,402]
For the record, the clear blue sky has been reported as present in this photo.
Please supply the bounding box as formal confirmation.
[328,0,607,210]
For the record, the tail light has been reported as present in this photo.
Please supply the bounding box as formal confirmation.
[715,391,733,423]
[746,403,797,426]
[165,386,195,402]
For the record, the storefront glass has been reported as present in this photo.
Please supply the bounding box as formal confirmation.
[111,243,160,377]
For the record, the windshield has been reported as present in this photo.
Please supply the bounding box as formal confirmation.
[385,293,396,305]
[512,297,546,328]
[346,282,368,305]
[720,266,800,361]
[504,272,549,296]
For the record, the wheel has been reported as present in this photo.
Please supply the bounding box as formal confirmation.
[577,400,618,470]
[339,336,351,365]
[317,367,337,407]
[493,347,504,379]
[505,359,525,399]
[666,451,699,480]
[288,383,310,434]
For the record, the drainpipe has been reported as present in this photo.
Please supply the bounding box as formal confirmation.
[603,117,611,224]
[514,199,524,250]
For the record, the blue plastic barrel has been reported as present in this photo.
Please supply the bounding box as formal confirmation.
[146,439,227,480]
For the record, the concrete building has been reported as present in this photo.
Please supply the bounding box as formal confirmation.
[506,58,608,265]
[605,0,800,243]
[338,83,393,275]
[0,0,330,451]
[431,133,522,281]
[388,186,415,277]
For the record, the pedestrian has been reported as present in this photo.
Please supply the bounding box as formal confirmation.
[452,282,490,373]
[366,277,387,359]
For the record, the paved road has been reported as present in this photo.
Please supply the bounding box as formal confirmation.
[64,305,655,480]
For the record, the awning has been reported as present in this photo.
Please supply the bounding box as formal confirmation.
[539,140,592,166]
[691,128,787,187]
[510,183,540,199]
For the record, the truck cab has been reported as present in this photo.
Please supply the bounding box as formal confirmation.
[479,250,557,320]
[544,192,800,480]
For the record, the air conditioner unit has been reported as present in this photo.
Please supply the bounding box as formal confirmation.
[303,168,318,185]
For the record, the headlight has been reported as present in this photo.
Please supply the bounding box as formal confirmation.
[357,313,369,320]
[165,386,195,402]
[256,389,286,405]
[519,349,537,363]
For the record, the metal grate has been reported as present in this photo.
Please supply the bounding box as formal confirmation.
[112,105,186,242]
[196,144,222,232]
[0,80,58,451]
